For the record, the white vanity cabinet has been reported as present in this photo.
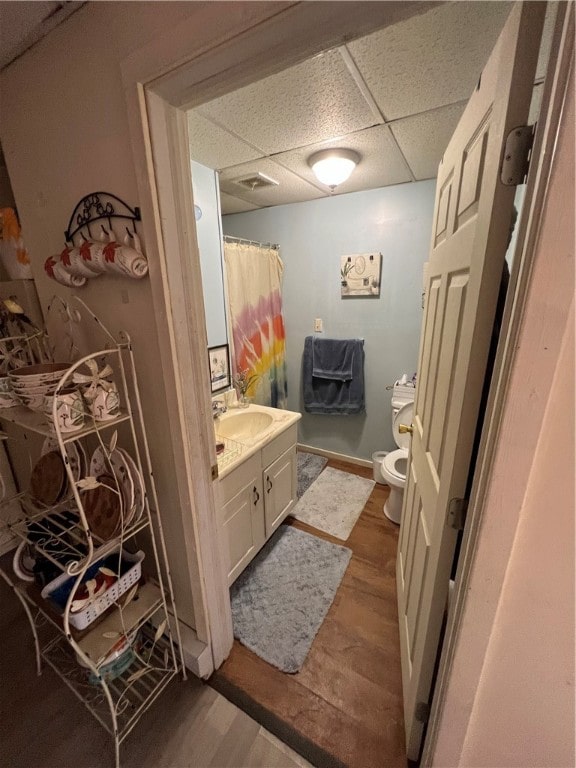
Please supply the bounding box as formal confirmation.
[262,427,297,538]
[221,453,265,585]
[220,424,297,585]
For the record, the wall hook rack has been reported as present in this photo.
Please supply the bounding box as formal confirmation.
[64,192,141,245]
[46,192,148,288]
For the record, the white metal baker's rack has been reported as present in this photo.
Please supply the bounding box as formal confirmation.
[0,298,186,768]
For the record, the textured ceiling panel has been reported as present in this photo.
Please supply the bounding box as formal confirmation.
[219,192,260,215]
[187,110,262,170]
[200,49,377,155]
[347,2,511,121]
[220,158,324,209]
[276,125,412,197]
[390,102,466,181]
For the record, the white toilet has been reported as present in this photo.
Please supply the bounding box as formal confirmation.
[382,399,414,525]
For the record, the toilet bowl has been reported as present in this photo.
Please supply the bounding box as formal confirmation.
[382,401,413,524]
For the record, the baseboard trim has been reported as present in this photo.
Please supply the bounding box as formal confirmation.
[164,611,213,679]
[297,443,372,469]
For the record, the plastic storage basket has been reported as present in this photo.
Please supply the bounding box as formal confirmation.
[41,546,144,631]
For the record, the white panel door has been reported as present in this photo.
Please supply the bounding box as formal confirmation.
[396,4,545,760]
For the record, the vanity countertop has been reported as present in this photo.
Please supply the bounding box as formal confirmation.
[214,403,301,479]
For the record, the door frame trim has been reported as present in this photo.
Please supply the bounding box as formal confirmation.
[421,4,574,762]
[120,0,439,675]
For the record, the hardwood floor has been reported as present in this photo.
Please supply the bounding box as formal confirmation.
[0,568,312,768]
[211,458,407,768]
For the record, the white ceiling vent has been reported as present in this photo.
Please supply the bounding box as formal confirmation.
[232,172,279,191]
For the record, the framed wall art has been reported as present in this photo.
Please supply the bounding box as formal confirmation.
[208,343,230,393]
[340,252,382,297]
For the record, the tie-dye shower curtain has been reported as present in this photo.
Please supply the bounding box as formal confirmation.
[224,240,288,408]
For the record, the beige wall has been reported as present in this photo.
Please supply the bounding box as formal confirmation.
[433,66,575,767]
[0,2,218,630]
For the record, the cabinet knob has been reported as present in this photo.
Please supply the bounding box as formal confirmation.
[266,476,273,493]
[252,486,260,505]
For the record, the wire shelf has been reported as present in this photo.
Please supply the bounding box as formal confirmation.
[0,297,186,768]
[41,628,177,741]
[9,501,150,575]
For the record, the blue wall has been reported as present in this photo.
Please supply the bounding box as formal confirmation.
[223,180,436,460]
[191,160,227,348]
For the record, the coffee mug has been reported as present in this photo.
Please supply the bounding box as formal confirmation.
[52,388,85,433]
[89,382,120,422]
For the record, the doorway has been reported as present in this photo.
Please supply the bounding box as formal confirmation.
[125,1,564,760]
[181,7,552,760]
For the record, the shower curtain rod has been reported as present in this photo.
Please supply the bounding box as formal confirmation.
[223,235,279,250]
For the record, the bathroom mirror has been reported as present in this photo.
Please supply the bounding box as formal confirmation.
[191,160,228,349]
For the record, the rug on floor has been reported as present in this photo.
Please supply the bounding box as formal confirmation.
[230,525,352,674]
[297,451,328,498]
[290,466,375,540]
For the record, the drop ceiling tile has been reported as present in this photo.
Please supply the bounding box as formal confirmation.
[390,102,466,181]
[347,2,511,121]
[276,124,412,196]
[187,110,262,170]
[219,158,325,209]
[220,193,260,215]
[201,49,377,155]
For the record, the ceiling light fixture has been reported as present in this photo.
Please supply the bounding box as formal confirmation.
[308,148,360,190]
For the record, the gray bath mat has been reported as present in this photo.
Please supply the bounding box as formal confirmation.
[230,525,352,673]
[297,451,328,498]
[290,466,375,540]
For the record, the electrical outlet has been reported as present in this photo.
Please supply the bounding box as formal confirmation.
[314,318,323,332]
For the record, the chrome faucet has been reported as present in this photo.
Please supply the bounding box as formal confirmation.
[212,400,227,418]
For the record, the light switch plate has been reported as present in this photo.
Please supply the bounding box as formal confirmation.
[314,318,323,332]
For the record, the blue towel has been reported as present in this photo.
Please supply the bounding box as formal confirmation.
[302,336,365,415]
[312,337,355,381]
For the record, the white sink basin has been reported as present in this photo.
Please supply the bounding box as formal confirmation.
[216,411,274,440]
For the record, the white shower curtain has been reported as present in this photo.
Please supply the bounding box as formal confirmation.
[224,240,288,408]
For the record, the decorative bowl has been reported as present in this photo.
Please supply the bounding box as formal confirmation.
[9,362,71,385]
[10,382,58,395]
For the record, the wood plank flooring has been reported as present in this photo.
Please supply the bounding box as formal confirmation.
[0,567,312,768]
[211,457,407,768]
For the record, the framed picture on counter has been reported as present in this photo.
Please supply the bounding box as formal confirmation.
[208,344,230,393]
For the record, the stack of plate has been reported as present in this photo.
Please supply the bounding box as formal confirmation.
[88,445,146,535]
[9,362,71,412]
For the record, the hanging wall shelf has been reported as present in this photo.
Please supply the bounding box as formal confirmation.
[45,192,148,288]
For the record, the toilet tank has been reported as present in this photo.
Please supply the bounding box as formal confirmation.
[391,382,416,426]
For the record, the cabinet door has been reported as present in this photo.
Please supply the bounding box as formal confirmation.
[264,445,296,537]
[222,477,265,585]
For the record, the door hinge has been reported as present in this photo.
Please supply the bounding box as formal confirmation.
[211,463,219,481]
[415,701,431,724]
[501,125,535,186]
[448,497,468,530]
